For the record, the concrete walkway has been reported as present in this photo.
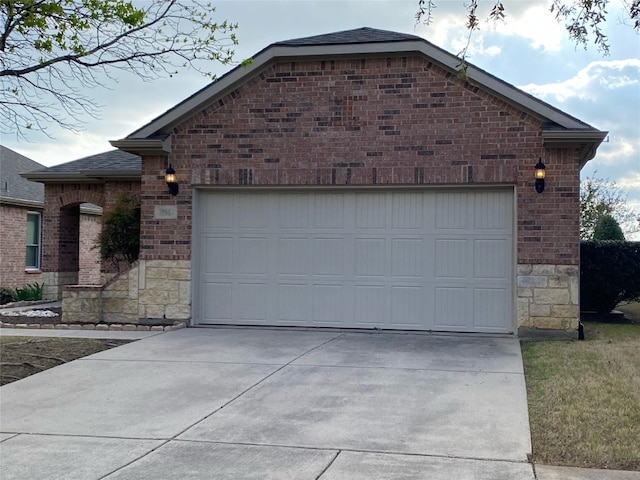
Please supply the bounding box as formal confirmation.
[1,327,638,479]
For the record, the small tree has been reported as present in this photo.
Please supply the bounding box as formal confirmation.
[580,174,638,240]
[593,214,625,241]
[97,193,140,271]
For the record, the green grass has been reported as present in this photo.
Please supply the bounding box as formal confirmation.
[522,321,640,470]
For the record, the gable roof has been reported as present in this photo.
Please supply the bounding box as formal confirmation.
[274,27,422,46]
[22,149,140,183]
[0,145,45,207]
[111,27,606,164]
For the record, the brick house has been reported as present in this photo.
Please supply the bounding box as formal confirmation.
[48,28,606,333]
[0,146,46,289]
[22,150,140,300]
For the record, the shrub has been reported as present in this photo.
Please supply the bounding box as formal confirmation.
[593,214,625,241]
[0,287,15,305]
[0,283,43,304]
[580,241,640,313]
[14,283,43,301]
[96,193,140,270]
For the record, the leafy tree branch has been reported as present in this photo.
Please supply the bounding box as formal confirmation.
[1,0,240,138]
[416,0,640,68]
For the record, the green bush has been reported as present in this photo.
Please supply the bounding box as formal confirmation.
[96,193,140,270]
[593,214,625,241]
[0,287,14,305]
[0,283,43,304]
[580,241,640,313]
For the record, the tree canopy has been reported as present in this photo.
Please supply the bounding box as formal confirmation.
[0,0,240,138]
[580,174,638,240]
[593,213,626,241]
[416,0,640,59]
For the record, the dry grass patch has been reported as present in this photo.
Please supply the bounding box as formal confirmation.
[0,336,130,385]
[522,322,640,471]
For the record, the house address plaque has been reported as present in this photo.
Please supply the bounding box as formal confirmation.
[154,205,178,220]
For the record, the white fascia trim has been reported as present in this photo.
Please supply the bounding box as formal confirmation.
[109,137,171,155]
[126,40,595,140]
[0,197,44,208]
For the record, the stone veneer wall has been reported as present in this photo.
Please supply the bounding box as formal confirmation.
[62,285,102,323]
[61,259,192,324]
[42,271,78,300]
[137,260,191,320]
[517,264,579,331]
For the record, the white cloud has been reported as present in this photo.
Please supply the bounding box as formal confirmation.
[618,172,640,192]
[594,136,639,166]
[497,3,567,52]
[519,58,640,103]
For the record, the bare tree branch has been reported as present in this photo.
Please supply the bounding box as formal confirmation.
[0,0,240,139]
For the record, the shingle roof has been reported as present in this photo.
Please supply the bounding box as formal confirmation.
[274,27,422,46]
[23,149,141,182]
[0,145,45,205]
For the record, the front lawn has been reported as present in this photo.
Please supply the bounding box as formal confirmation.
[522,320,640,471]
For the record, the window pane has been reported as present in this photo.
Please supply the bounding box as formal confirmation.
[25,213,40,269]
[26,246,38,268]
[26,213,40,245]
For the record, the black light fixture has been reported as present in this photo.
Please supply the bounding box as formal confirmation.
[534,158,546,194]
[165,164,179,196]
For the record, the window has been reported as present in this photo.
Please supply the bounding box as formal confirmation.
[26,212,41,270]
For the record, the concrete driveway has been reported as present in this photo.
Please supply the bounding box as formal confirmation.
[0,328,534,479]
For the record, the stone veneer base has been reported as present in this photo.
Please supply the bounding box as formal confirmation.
[517,263,580,330]
[0,321,186,331]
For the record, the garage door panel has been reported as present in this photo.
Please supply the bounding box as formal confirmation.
[205,195,234,229]
[278,238,309,275]
[236,194,270,229]
[435,239,469,279]
[234,283,268,321]
[277,284,310,323]
[474,239,508,278]
[391,238,424,278]
[313,284,346,325]
[474,191,510,230]
[474,288,510,330]
[203,283,232,320]
[312,238,344,276]
[354,238,386,277]
[436,192,470,230]
[235,237,268,275]
[391,286,425,327]
[314,195,345,229]
[204,237,233,274]
[392,192,425,229]
[356,193,387,229]
[434,287,470,329]
[354,285,388,327]
[278,194,310,229]
[196,189,513,333]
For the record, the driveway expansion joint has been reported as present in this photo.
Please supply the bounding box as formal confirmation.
[170,332,349,440]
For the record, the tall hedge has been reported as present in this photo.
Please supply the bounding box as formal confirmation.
[580,241,640,313]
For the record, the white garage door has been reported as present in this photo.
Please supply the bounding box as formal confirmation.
[194,188,514,333]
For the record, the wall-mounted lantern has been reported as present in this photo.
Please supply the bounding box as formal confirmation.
[165,164,179,196]
[534,158,546,194]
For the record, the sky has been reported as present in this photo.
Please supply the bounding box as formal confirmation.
[2,0,640,236]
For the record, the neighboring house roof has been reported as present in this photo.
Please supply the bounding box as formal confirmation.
[22,149,141,184]
[111,27,606,165]
[0,145,45,208]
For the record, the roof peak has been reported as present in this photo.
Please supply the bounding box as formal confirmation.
[275,27,424,47]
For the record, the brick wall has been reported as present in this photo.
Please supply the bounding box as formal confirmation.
[40,181,140,298]
[78,211,102,284]
[0,204,43,288]
[139,54,581,270]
